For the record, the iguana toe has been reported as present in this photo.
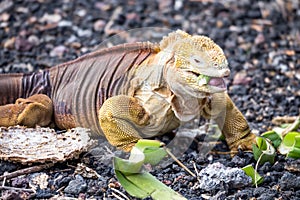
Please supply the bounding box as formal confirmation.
[229,131,257,152]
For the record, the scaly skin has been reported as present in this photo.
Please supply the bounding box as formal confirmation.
[0,30,256,152]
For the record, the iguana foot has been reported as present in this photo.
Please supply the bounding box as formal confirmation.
[0,94,53,127]
[228,131,257,152]
[99,95,150,152]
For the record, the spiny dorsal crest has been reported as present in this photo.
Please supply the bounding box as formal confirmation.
[160,30,190,50]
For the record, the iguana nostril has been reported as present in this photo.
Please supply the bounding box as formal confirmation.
[221,69,231,77]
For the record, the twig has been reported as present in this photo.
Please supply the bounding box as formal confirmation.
[282,116,300,137]
[209,150,252,155]
[111,192,126,200]
[164,147,196,177]
[110,188,130,200]
[0,185,35,193]
[2,176,6,186]
[56,186,65,193]
[255,153,264,188]
[192,161,200,177]
[0,163,54,181]
[272,115,299,125]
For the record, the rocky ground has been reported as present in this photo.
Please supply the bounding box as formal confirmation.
[1,0,300,199]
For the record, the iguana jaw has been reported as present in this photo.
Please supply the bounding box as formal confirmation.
[186,70,227,93]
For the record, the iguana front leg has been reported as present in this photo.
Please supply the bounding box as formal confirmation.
[0,94,53,127]
[202,93,256,151]
[99,95,150,152]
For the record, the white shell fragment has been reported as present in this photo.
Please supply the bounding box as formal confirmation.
[75,163,101,179]
[0,126,97,164]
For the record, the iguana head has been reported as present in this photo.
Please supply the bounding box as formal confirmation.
[160,30,230,97]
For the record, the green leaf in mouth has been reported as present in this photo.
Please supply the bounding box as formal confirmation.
[197,74,211,86]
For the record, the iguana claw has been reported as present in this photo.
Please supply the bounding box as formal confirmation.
[229,131,257,152]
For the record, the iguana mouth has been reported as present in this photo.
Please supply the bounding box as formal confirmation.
[188,71,226,89]
[208,77,226,89]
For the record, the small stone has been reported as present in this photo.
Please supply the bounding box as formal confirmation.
[35,189,53,199]
[257,191,276,200]
[40,13,62,24]
[234,189,253,199]
[16,6,29,13]
[210,191,227,200]
[93,20,106,32]
[284,50,295,56]
[233,71,252,85]
[254,33,265,45]
[3,37,15,49]
[158,0,173,13]
[11,63,34,72]
[78,193,86,200]
[29,173,49,190]
[66,35,78,43]
[27,35,40,46]
[58,20,72,27]
[50,45,67,57]
[28,16,37,24]
[284,159,300,173]
[75,27,92,37]
[0,0,13,14]
[216,20,223,28]
[247,10,262,18]
[229,85,248,95]
[198,162,251,192]
[0,161,17,175]
[174,0,183,11]
[75,163,100,179]
[95,2,111,11]
[69,42,81,49]
[163,179,172,185]
[11,176,29,188]
[15,36,33,51]
[0,12,10,21]
[57,176,72,188]
[279,172,300,190]
[76,9,86,17]
[231,155,246,167]
[64,175,87,195]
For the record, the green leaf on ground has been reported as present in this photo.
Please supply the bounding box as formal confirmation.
[114,147,145,174]
[114,139,186,199]
[261,130,282,148]
[115,170,186,200]
[252,137,275,165]
[135,139,167,165]
[135,139,162,151]
[278,131,300,158]
[273,127,285,139]
[242,164,264,185]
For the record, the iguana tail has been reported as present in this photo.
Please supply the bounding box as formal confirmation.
[0,71,51,105]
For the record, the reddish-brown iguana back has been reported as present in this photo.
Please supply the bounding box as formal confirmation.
[0,42,159,133]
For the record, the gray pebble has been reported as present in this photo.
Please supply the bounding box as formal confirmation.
[198,162,252,191]
[64,175,87,195]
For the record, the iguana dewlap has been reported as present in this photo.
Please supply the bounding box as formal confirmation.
[0,30,256,152]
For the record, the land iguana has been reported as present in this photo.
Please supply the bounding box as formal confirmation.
[0,30,256,152]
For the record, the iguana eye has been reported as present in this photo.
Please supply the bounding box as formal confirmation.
[190,55,205,66]
[194,59,200,63]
